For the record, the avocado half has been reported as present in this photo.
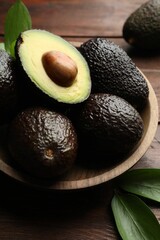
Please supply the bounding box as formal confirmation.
[16,29,91,104]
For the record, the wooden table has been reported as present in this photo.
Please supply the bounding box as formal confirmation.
[0,1,160,239]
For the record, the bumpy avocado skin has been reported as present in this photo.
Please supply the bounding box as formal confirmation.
[79,38,149,111]
[0,50,18,124]
[8,108,78,178]
[75,93,144,167]
[123,0,160,50]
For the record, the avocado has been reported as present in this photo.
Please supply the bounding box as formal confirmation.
[15,29,91,104]
[75,93,144,167]
[123,0,160,50]
[79,38,149,110]
[8,107,78,178]
[0,49,18,124]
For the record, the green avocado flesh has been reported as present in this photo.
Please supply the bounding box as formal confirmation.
[17,29,91,104]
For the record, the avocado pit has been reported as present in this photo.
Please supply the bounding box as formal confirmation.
[42,50,78,87]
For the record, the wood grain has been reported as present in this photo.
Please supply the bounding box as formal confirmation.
[0,0,147,37]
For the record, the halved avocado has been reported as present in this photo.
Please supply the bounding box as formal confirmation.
[16,29,91,104]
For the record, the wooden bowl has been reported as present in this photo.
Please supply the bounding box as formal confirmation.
[0,71,158,190]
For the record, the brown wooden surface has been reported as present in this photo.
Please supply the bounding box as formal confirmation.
[0,0,160,239]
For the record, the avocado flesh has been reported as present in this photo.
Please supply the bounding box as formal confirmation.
[79,38,149,110]
[16,29,91,104]
[123,0,160,50]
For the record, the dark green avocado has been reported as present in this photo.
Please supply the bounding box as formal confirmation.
[7,107,78,179]
[79,38,149,111]
[123,0,160,50]
[75,93,144,167]
[0,49,18,124]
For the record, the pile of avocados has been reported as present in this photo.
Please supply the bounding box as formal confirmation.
[0,28,149,179]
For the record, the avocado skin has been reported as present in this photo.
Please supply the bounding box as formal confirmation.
[15,37,53,109]
[0,50,18,124]
[123,0,160,50]
[79,38,149,111]
[8,107,78,178]
[75,93,144,167]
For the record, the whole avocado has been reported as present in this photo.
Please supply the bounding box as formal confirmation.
[79,38,149,111]
[123,0,160,50]
[75,93,144,167]
[0,49,18,124]
[8,107,78,179]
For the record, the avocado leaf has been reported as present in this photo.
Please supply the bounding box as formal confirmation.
[111,192,160,240]
[118,169,160,202]
[0,42,5,50]
[4,0,32,57]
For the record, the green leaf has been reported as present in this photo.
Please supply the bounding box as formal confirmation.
[118,169,160,202]
[0,43,5,50]
[111,192,160,240]
[4,0,32,57]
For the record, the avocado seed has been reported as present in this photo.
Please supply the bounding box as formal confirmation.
[42,50,78,87]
